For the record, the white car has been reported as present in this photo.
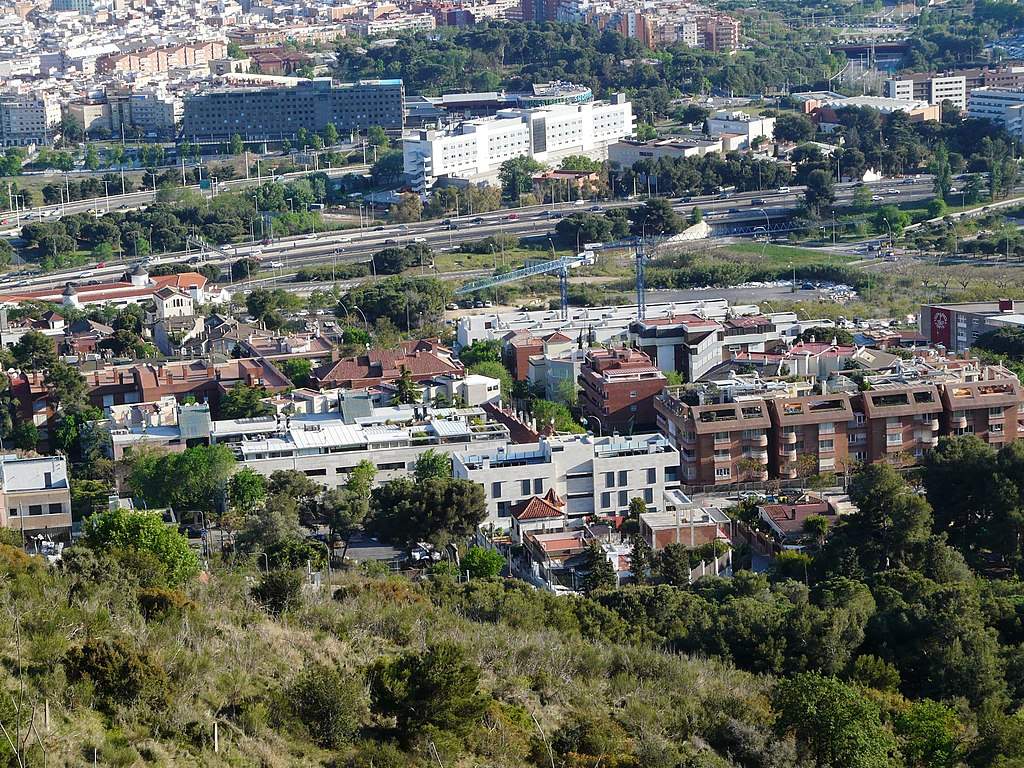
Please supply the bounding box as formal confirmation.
[267,260,284,268]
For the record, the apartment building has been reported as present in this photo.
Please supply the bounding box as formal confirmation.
[403,95,633,190]
[578,348,666,433]
[69,87,182,138]
[706,110,775,148]
[698,14,740,52]
[108,402,511,491]
[766,391,854,480]
[452,433,680,524]
[629,313,724,382]
[341,10,437,35]
[0,92,61,146]
[0,455,72,539]
[885,74,967,110]
[609,136,723,166]
[658,393,772,485]
[655,358,1024,487]
[967,87,1024,139]
[182,78,405,140]
[96,41,227,75]
[939,367,1023,447]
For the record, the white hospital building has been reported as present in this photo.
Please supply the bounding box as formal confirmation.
[403,94,634,190]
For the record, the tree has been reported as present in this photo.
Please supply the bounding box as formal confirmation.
[389,193,422,223]
[323,122,339,147]
[414,448,451,482]
[278,357,313,388]
[875,205,911,238]
[251,568,303,615]
[369,641,488,737]
[773,673,898,768]
[457,339,501,367]
[288,663,366,748]
[581,541,616,594]
[628,534,654,584]
[895,699,962,768]
[392,367,421,405]
[219,382,273,419]
[804,169,835,218]
[629,197,683,236]
[559,155,603,172]
[657,542,691,586]
[463,546,505,578]
[803,514,829,545]
[366,125,390,149]
[83,144,100,171]
[930,142,953,200]
[554,213,613,248]
[370,150,404,186]
[229,133,245,156]
[773,113,816,143]
[228,467,267,516]
[369,476,486,550]
[82,507,200,586]
[12,330,56,370]
[498,156,544,200]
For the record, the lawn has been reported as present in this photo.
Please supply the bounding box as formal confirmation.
[719,242,857,267]
[431,246,571,274]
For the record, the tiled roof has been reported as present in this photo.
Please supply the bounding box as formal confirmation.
[512,488,565,521]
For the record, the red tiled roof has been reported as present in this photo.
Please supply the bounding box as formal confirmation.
[513,488,566,521]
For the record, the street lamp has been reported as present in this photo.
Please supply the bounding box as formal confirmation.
[582,415,603,436]
[351,305,369,332]
[882,216,893,250]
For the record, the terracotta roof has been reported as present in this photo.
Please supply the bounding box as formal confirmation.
[313,339,462,386]
[512,488,566,521]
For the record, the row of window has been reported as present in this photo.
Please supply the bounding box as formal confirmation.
[9,503,64,517]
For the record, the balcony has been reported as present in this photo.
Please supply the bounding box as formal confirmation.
[747,449,769,462]
[713,434,732,446]
[989,411,1006,424]
[951,415,967,429]
[779,447,797,461]
[886,440,904,453]
[780,466,797,479]
[782,432,797,445]
[745,433,768,448]
[713,453,732,464]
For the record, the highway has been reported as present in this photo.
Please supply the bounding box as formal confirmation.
[1,163,371,228]
[0,176,939,295]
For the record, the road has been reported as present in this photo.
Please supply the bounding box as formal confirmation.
[1,163,370,227]
[0,176,939,295]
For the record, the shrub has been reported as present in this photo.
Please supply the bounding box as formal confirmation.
[251,569,303,615]
[64,637,168,712]
[137,586,192,620]
[82,507,199,586]
[0,543,43,578]
[463,546,505,579]
[288,663,366,748]
[369,641,488,737]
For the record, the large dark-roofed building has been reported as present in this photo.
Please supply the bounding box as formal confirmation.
[181,78,404,140]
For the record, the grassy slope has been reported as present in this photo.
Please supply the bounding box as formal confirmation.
[0,560,774,767]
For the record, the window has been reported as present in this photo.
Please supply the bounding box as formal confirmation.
[618,490,628,507]
[497,501,511,518]
[643,487,653,504]
[990,407,1005,417]
[819,440,834,451]
[520,479,530,496]
[617,470,628,485]
[491,481,502,497]
[605,471,615,487]
[887,434,903,445]
[646,467,656,484]
[601,491,611,508]
[44,472,51,487]
[715,467,731,479]
[304,468,327,477]
[714,449,730,460]
[48,503,62,515]
[28,505,42,516]
[629,390,638,398]
[819,422,834,434]
[533,478,543,494]
[714,431,730,441]
[8,508,16,517]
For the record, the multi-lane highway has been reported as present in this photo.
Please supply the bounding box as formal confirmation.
[0,176,939,295]
[1,163,371,229]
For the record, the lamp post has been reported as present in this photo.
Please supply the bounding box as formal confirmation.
[882,216,893,250]
[582,415,603,436]
[351,305,369,332]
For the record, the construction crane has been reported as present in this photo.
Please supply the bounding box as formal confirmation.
[578,234,681,321]
[454,251,595,321]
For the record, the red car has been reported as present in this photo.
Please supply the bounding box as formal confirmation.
[506,213,519,220]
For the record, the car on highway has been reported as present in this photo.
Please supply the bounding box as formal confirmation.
[304,233,316,239]
[751,198,767,205]
[447,222,459,230]
[573,199,586,206]
[589,205,603,211]
[267,261,284,268]
[384,238,398,245]
[871,195,884,201]
[473,216,483,223]
[506,213,519,220]
[777,186,791,193]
